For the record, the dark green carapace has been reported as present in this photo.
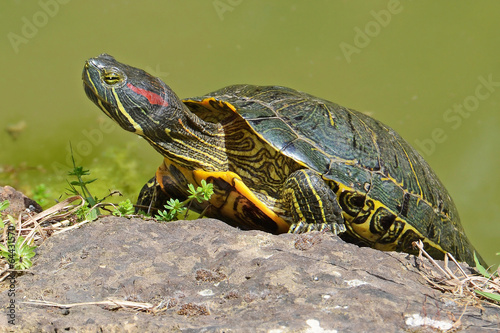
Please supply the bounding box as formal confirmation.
[83,54,484,266]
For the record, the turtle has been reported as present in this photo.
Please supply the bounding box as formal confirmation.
[82,53,484,267]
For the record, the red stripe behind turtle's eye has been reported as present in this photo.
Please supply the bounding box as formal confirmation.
[126,83,169,107]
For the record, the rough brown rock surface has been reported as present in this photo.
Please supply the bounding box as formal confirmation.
[1,216,499,332]
[0,186,42,217]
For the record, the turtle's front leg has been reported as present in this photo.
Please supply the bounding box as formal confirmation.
[136,176,180,214]
[282,169,346,234]
[136,162,193,214]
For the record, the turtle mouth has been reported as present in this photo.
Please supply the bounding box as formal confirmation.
[82,60,118,119]
[83,79,116,120]
[82,80,105,109]
[82,61,100,97]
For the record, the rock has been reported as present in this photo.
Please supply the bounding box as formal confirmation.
[1,216,499,332]
[0,186,42,217]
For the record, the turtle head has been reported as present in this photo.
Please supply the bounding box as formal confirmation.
[82,54,183,136]
[83,54,224,169]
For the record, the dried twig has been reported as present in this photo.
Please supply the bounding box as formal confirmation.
[0,196,87,271]
[413,240,500,307]
[23,299,154,312]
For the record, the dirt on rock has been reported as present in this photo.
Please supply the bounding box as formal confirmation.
[0,214,498,332]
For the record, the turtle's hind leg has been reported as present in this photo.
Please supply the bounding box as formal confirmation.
[282,169,346,235]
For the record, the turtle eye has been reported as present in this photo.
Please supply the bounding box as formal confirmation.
[103,70,123,85]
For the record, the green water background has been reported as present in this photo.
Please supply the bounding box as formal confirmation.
[1,1,499,266]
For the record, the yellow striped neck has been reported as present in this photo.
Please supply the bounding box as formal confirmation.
[145,105,229,172]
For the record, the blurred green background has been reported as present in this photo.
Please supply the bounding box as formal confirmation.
[1,1,498,266]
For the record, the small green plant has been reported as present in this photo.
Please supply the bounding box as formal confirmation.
[473,252,500,303]
[156,199,185,221]
[0,200,37,270]
[66,147,100,220]
[112,199,135,217]
[474,252,495,279]
[75,205,93,221]
[0,213,15,231]
[0,200,11,229]
[156,179,214,222]
[65,145,138,221]
[0,199,10,212]
[0,236,36,270]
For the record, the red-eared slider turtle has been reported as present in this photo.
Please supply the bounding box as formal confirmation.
[82,54,484,266]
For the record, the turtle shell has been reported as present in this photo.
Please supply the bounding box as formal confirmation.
[184,84,481,265]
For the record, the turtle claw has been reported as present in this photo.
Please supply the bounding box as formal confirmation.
[288,221,346,235]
